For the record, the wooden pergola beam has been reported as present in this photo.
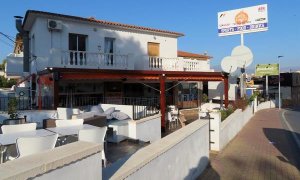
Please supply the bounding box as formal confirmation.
[38,68,229,128]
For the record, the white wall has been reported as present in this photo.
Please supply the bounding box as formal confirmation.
[257,100,275,111]
[0,110,56,128]
[0,141,102,180]
[111,120,209,180]
[30,17,178,72]
[208,76,237,101]
[219,104,253,150]
[128,114,161,143]
[210,99,276,151]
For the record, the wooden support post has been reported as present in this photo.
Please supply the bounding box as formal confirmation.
[160,74,166,131]
[38,77,42,110]
[53,81,59,110]
[224,75,229,108]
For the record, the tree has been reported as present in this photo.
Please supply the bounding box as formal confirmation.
[0,60,17,88]
[0,59,6,71]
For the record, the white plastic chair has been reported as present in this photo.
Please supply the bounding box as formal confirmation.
[10,134,58,159]
[167,112,177,129]
[1,123,37,134]
[55,119,84,127]
[57,107,73,119]
[78,127,107,167]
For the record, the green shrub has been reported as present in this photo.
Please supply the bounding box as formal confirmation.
[8,97,18,119]
[202,93,208,103]
[220,105,235,121]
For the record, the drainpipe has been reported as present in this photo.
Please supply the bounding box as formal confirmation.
[15,16,29,73]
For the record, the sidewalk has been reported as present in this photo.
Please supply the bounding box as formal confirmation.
[199,108,300,180]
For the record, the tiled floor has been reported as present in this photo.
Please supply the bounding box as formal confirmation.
[105,140,148,165]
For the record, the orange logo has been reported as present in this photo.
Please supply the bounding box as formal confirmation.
[235,11,249,25]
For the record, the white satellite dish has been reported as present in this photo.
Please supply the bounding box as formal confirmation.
[231,45,253,68]
[221,56,238,73]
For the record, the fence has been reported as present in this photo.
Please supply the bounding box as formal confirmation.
[0,97,31,111]
[59,96,160,120]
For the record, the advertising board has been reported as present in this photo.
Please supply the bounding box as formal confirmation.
[255,64,279,76]
[218,4,268,36]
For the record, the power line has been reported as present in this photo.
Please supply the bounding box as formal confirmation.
[0,38,14,48]
[0,32,15,43]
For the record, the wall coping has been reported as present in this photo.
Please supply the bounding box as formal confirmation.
[128,114,161,125]
[111,120,208,180]
[0,141,102,180]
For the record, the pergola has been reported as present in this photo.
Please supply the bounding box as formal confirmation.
[38,68,229,129]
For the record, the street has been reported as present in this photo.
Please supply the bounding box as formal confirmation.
[281,107,300,150]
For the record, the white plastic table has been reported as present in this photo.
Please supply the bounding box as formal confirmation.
[0,129,55,146]
[46,124,98,136]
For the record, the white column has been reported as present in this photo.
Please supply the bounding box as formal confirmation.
[209,111,221,151]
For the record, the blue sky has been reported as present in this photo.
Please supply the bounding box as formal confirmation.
[0,0,299,70]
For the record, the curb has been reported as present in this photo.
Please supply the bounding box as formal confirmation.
[281,110,300,150]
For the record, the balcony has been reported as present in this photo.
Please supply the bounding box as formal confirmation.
[50,49,132,70]
[40,49,211,72]
[146,56,211,72]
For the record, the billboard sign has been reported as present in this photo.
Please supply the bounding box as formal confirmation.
[218,4,268,36]
[255,64,279,76]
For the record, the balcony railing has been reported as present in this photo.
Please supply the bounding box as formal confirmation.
[147,56,211,72]
[51,49,130,69]
[48,49,210,72]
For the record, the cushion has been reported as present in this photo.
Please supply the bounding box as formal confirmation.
[103,107,115,120]
[97,104,104,113]
[76,112,95,119]
[111,112,130,120]
[90,105,104,113]
[104,107,115,115]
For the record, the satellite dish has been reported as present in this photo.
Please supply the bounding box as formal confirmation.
[231,45,253,68]
[221,56,238,73]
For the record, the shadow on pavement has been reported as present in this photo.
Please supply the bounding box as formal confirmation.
[263,128,300,171]
[196,157,220,180]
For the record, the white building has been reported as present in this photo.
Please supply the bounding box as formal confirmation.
[5,10,226,112]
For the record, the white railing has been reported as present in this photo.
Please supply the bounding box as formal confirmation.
[51,49,130,69]
[49,49,210,72]
[147,56,210,72]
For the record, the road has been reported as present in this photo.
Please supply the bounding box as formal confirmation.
[281,106,300,150]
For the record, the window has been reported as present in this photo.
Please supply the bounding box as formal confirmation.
[148,42,160,57]
[68,33,87,65]
[104,37,115,65]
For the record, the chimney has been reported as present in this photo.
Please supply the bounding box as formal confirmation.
[15,16,29,73]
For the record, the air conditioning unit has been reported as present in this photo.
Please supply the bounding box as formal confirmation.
[48,19,62,31]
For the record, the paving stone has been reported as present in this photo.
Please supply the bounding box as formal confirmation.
[198,108,300,180]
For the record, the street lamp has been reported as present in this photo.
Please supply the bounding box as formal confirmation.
[278,55,283,109]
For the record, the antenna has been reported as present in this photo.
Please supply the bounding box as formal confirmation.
[231,45,253,68]
[221,56,238,74]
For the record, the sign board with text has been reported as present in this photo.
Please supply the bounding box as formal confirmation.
[255,64,279,76]
[218,4,268,36]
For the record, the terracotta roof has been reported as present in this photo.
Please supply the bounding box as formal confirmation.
[177,50,212,60]
[23,10,184,37]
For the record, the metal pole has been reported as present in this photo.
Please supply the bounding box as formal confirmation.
[278,59,281,109]
[240,33,245,98]
[266,75,269,99]
[241,33,244,46]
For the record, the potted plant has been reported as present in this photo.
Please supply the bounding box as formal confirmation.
[3,97,26,124]
[8,97,19,119]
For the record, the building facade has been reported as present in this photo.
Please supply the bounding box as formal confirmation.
[6,10,226,112]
